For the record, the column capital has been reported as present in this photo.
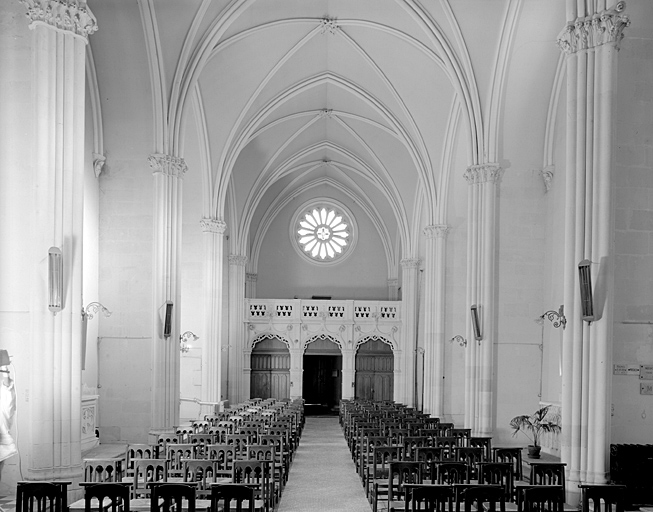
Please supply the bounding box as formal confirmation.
[228,254,248,267]
[557,2,630,54]
[200,218,226,234]
[148,154,188,178]
[464,164,504,185]
[400,258,421,269]
[424,225,450,239]
[21,0,98,40]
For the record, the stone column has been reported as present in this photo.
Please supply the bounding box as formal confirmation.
[200,218,226,415]
[245,273,257,299]
[422,225,450,417]
[148,154,187,433]
[387,279,399,301]
[399,258,420,406]
[228,255,248,404]
[22,0,97,480]
[463,164,503,436]
[557,2,629,499]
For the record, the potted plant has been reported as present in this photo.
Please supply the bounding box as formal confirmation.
[509,405,561,459]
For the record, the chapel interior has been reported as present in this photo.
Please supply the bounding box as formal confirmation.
[1,0,653,509]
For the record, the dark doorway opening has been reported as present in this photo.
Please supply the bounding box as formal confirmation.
[302,354,342,416]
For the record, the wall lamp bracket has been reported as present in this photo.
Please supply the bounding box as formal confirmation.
[180,331,199,353]
[82,302,112,321]
[540,305,566,329]
[449,335,467,347]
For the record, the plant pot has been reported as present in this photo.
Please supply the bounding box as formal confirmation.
[527,445,541,459]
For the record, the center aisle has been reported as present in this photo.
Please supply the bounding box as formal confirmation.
[276,416,371,512]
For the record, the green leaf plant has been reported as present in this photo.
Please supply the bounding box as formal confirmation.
[510,405,561,447]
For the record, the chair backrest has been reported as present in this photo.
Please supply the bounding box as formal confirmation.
[469,437,492,461]
[388,462,422,501]
[580,484,627,512]
[477,462,514,502]
[210,483,255,512]
[82,483,130,512]
[192,421,210,434]
[16,482,69,512]
[462,485,506,512]
[451,428,472,445]
[209,426,231,444]
[492,448,523,481]
[188,434,216,457]
[522,485,565,512]
[152,483,196,512]
[435,462,470,484]
[404,436,430,460]
[530,463,566,496]
[406,484,454,512]
[372,445,403,476]
[226,434,250,459]
[456,447,484,466]
[238,427,260,444]
[83,458,124,483]
[182,460,216,498]
[206,444,236,479]
[434,436,460,459]
[132,459,167,498]
[166,444,197,476]
[233,460,271,509]
[125,444,159,477]
[246,444,275,466]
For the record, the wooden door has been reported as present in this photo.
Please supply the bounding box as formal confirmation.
[250,338,290,400]
[355,339,394,401]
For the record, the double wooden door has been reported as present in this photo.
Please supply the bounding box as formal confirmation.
[354,339,394,401]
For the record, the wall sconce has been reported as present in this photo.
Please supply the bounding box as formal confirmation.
[540,305,566,329]
[81,302,112,370]
[48,247,63,314]
[163,301,174,338]
[470,304,482,341]
[180,331,198,353]
[578,260,594,322]
[449,335,467,347]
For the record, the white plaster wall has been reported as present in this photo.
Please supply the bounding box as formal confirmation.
[256,188,389,300]
[494,166,547,447]
[611,0,653,443]
[92,0,156,442]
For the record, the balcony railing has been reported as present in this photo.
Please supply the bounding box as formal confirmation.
[246,299,401,324]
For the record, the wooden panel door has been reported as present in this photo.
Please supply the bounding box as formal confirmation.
[250,352,290,400]
[355,339,394,401]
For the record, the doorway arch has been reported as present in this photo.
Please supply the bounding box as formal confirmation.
[250,336,290,400]
[303,335,342,414]
[355,337,394,401]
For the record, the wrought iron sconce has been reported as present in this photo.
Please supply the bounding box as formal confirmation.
[449,335,467,347]
[540,305,567,329]
[180,331,198,353]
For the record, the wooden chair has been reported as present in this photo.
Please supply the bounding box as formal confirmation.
[493,448,523,481]
[246,445,281,505]
[226,434,250,460]
[366,445,403,500]
[461,485,506,512]
[579,484,627,512]
[189,434,216,457]
[259,434,288,484]
[131,459,167,499]
[372,461,422,512]
[405,484,454,512]
[522,486,564,512]
[404,436,430,461]
[82,458,124,483]
[16,481,69,512]
[183,459,217,498]
[416,447,444,483]
[435,462,470,485]
[124,444,160,484]
[82,483,130,512]
[456,447,485,479]
[434,437,460,460]
[477,462,515,504]
[210,484,255,512]
[451,429,472,447]
[166,444,198,480]
[233,460,272,512]
[152,483,197,512]
[469,437,492,462]
[206,444,236,484]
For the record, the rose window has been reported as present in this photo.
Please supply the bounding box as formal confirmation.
[296,206,351,261]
